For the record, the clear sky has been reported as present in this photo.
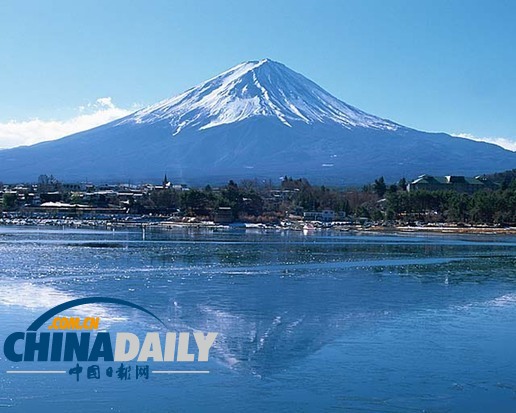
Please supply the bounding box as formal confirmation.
[1,0,515,150]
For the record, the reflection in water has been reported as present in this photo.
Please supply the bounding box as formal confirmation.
[0,226,515,412]
[0,282,127,326]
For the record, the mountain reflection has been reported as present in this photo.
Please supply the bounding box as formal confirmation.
[1,227,515,376]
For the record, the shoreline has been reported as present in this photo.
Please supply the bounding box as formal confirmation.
[362,225,516,236]
[1,216,515,236]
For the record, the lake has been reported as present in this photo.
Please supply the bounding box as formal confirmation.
[0,226,515,412]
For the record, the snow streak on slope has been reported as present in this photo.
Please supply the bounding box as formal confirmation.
[118,59,400,134]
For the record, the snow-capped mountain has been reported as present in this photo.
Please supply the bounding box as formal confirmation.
[120,59,399,133]
[0,59,514,184]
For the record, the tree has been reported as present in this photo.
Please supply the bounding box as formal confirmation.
[398,177,407,191]
[181,189,211,216]
[240,192,263,216]
[2,193,17,210]
[150,188,180,211]
[373,177,387,198]
[388,184,398,194]
[70,193,83,205]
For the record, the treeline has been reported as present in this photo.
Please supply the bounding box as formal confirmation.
[278,177,353,213]
[146,181,263,219]
[381,171,516,224]
[485,168,516,189]
[385,187,516,224]
[3,170,516,225]
[145,177,357,221]
[131,173,516,224]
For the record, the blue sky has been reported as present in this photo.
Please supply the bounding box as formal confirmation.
[1,0,515,150]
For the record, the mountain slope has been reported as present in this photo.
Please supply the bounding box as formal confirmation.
[120,59,400,132]
[0,59,514,184]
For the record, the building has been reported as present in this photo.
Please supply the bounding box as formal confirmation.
[213,207,234,224]
[303,209,336,222]
[407,175,498,194]
[31,202,125,217]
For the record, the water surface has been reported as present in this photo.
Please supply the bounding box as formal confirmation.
[0,226,515,412]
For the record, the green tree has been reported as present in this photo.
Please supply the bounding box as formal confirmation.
[398,177,407,191]
[373,177,387,198]
[2,193,17,210]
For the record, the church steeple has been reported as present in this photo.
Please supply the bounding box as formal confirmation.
[163,174,169,188]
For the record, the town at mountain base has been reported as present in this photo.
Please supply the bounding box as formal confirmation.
[0,59,514,184]
[1,170,515,230]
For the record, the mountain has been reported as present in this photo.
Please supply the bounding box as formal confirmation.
[0,59,514,184]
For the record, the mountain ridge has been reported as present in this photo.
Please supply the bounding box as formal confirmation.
[0,59,514,184]
[116,58,401,133]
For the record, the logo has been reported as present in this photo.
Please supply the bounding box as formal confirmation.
[3,297,218,381]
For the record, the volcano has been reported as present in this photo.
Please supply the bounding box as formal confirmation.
[0,59,514,184]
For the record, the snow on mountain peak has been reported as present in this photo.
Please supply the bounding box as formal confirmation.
[119,59,400,134]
